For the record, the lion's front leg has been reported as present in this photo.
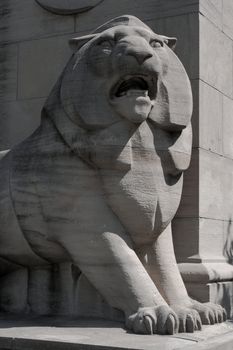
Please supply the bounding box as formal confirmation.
[56,220,178,334]
[136,224,226,333]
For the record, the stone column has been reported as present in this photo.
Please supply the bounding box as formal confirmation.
[170,1,233,318]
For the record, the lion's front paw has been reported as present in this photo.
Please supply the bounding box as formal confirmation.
[126,305,179,335]
[191,300,227,324]
[171,305,202,333]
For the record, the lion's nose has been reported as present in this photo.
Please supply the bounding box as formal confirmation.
[126,49,153,65]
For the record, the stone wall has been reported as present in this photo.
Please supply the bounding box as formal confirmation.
[175,0,233,317]
[0,0,199,149]
[175,0,233,265]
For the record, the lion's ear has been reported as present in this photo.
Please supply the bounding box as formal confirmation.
[69,34,96,52]
[161,36,177,50]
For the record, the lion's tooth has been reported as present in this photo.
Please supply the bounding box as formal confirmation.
[126,90,148,97]
[119,91,127,97]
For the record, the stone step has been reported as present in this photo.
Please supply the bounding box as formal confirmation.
[0,316,232,350]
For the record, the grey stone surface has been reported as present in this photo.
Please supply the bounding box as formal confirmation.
[0,268,28,313]
[199,81,222,154]
[188,80,199,148]
[154,14,199,80]
[74,0,199,35]
[175,148,199,218]
[0,43,17,102]
[200,0,223,30]
[223,95,233,159]
[178,0,233,317]
[199,218,226,261]
[0,0,75,45]
[209,282,233,319]
[200,14,233,97]
[199,149,233,221]
[223,219,233,264]
[185,280,233,320]
[18,35,72,99]
[36,0,104,15]
[0,318,231,350]
[172,218,199,263]
[223,0,233,40]
[0,98,45,150]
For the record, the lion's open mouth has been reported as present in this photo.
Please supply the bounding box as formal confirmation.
[110,75,156,101]
[109,75,157,123]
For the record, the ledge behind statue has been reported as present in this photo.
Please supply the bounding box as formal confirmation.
[0,15,226,334]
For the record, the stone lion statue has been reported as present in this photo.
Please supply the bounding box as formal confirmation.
[0,15,226,334]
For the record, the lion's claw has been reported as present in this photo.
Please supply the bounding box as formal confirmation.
[171,305,202,333]
[126,305,178,335]
[191,300,227,325]
[165,313,178,335]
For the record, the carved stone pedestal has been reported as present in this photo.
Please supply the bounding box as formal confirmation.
[179,263,233,319]
[0,316,233,350]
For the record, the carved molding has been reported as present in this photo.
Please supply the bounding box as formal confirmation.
[35,0,104,15]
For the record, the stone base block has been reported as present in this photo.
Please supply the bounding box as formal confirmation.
[0,316,232,350]
[179,262,233,318]
[186,280,233,319]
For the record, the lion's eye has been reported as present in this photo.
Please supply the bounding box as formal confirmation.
[98,40,113,55]
[150,40,162,48]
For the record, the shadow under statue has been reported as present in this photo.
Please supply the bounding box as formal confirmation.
[0,15,226,335]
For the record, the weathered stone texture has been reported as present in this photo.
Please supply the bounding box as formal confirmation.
[0,98,45,149]
[154,14,199,80]
[200,15,233,98]
[186,281,233,319]
[200,0,223,30]
[199,218,226,262]
[223,0,233,40]
[175,148,199,218]
[172,0,233,316]
[18,35,71,100]
[223,95,233,159]
[0,0,75,44]
[172,218,199,263]
[199,81,222,154]
[0,44,17,102]
[74,0,199,34]
[199,150,233,221]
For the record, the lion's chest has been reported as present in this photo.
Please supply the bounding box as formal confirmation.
[100,123,183,245]
[100,125,160,244]
[101,150,162,244]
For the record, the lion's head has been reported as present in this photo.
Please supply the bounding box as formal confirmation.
[58,15,191,130]
[44,15,192,175]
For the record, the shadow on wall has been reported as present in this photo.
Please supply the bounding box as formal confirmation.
[222,218,233,318]
[220,282,233,319]
[223,218,233,265]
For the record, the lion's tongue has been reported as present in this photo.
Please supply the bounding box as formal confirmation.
[125,90,154,108]
[113,93,153,123]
